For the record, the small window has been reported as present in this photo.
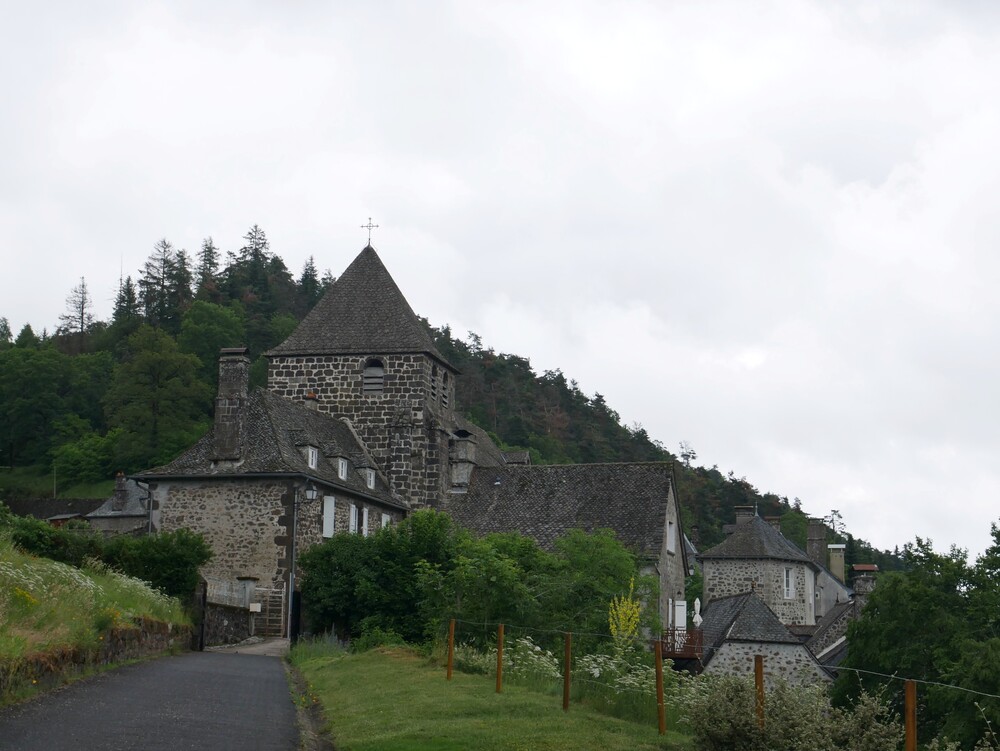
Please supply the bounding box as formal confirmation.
[365,468,376,489]
[381,513,391,529]
[338,458,348,480]
[363,358,385,394]
[361,507,369,537]
[306,446,318,469]
[784,567,796,599]
[430,365,438,402]
[667,521,676,554]
[442,371,449,408]
[349,503,358,533]
[322,496,336,538]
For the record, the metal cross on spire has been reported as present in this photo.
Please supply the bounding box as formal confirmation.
[361,217,379,244]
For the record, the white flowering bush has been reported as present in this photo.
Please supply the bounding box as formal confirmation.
[507,636,561,681]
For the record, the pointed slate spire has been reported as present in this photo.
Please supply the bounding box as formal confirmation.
[267,246,452,366]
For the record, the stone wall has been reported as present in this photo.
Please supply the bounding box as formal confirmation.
[704,641,831,687]
[153,478,293,587]
[703,559,813,625]
[808,603,856,658]
[268,353,455,508]
[203,603,253,646]
[648,484,688,629]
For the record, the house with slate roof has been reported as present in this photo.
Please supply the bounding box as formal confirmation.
[138,245,689,636]
[698,592,831,686]
[689,507,858,681]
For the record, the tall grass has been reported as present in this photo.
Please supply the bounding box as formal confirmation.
[0,533,189,661]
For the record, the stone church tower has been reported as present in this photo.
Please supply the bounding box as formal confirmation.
[266,246,459,507]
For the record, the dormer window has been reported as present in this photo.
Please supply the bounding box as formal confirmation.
[363,358,385,394]
[338,457,349,480]
[364,468,376,489]
[306,446,318,469]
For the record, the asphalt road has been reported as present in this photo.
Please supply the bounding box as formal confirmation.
[0,651,299,751]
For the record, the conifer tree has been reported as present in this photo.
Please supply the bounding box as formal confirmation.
[138,238,176,329]
[57,277,94,353]
[0,317,12,351]
[297,255,322,314]
[195,237,222,302]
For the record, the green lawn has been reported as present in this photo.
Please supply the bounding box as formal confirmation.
[291,645,692,751]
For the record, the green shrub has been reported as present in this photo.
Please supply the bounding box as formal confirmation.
[103,529,212,599]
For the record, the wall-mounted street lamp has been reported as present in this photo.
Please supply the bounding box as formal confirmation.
[288,480,319,640]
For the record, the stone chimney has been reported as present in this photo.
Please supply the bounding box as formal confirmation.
[213,347,250,462]
[853,572,877,610]
[449,430,477,491]
[827,543,846,582]
[304,391,319,411]
[806,518,827,568]
[734,506,755,525]
[764,516,782,533]
[112,471,127,512]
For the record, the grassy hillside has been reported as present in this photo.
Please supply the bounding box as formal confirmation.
[291,643,692,750]
[0,533,189,664]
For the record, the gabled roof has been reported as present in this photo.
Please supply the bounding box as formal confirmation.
[698,515,816,568]
[700,593,801,652]
[137,389,402,508]
[88,479,147,518]
[266,245,453,368]
[447,462,677,558]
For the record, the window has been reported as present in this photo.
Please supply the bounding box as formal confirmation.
[349,503,358,533]
[364,468,376,489]
[363,358,385,394]
[381,513,391,529]
[430,365,438,402]
[361,507,369,537]
[322,496,336,538]
[338,458,348,480]
[306,446,318,469]
[783,567,796,599]
[442,372,449,408]
[667,521,677,554]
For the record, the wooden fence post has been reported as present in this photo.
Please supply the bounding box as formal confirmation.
[446,619,455,681]
[754,655,765,730]
[655,638,666,735]
[496,623,504,694]
[563,632,572,711]
[905,680,917,751]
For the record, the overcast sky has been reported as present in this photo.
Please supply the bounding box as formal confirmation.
[3,1,998,557]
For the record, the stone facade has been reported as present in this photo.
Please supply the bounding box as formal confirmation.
[702,558,815,625]
[268,353,456,508]
[150,477,404,592]
[703,641,831,686]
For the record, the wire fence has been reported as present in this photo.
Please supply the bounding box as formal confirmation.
[440,616,1000,747]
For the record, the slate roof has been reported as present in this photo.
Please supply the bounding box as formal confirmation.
[266,245,453,368]
[700,593,801,656]
[698,515,817,568]
[138,389,403,508]
[806,601,855,653]
[88,479,148,518]
[2,498,106,520]
[446,462,675,557]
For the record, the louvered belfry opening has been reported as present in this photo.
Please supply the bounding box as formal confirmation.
[363,357,385,394]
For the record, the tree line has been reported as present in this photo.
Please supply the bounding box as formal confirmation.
[0,225,896,567]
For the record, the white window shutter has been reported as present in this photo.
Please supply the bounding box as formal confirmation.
[349,504,358,533]
[322,496,336,538]
[362,507,369,536]
[381,513,391,529]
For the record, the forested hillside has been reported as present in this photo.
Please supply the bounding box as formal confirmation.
[0,227,898,567]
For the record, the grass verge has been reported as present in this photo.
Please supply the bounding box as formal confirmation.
[291,642,693,751]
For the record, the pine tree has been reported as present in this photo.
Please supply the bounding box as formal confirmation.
[113,276,140,325]
[165,249,194,332]
[138,238,176,329]
[195,237,221,302]
[297,255,322,314]
[0,317,12,351]
[57,277,95,353]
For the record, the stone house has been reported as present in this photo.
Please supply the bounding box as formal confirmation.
[699,509,851,627]
[699,593,831,686]
[137,245,689,637]
[691,508,860,682]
